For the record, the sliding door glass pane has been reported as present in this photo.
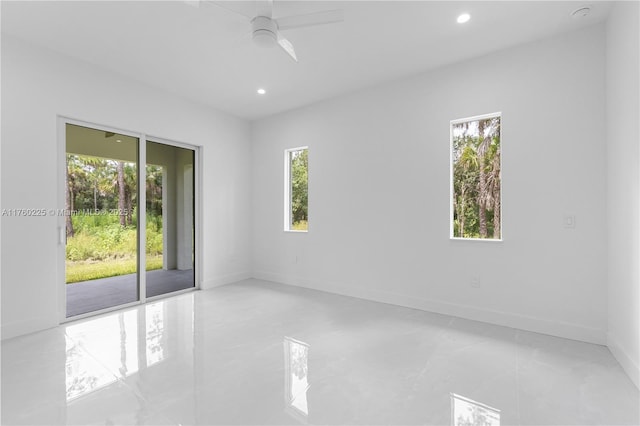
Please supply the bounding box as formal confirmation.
[65,124,139,317]
[146,141,195,297]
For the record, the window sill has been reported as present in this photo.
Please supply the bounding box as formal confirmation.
[450,237,503,243]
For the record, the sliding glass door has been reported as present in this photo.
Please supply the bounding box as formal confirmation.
[65,124,140,317]
[63,122,197,319]
[145,141,195,298]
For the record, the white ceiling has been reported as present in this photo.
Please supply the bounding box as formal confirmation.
[1,1,612,120]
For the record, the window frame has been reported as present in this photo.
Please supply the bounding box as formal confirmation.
[284,146,309,233]
[450,112,503,242]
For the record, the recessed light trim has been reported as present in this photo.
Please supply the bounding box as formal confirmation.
[257,88,266,95]
[457,13,471,24]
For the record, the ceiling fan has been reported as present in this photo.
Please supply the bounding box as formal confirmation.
[190,0,344,62]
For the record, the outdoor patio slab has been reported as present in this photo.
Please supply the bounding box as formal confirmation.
[66,269,194,317]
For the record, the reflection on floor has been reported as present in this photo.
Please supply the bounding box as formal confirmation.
[3,279,638,425]
[66,268,194,317]
[451,393,500,426]
[284,336,310,422]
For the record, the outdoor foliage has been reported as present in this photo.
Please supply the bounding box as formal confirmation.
[291,149,308,230]
[452,116,501,239]
[65,154,164,283]
[66,214,163,261]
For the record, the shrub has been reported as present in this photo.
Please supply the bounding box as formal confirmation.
[66,213,163,262]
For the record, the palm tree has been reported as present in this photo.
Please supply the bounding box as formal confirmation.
[491,149,501,239]
[482,118,501,239]
[146,165,163,216]
[66,155,92,236]
[117,161,126,227]
[455,143,479,237]
[477,119,491,238]
[123,163,137,226]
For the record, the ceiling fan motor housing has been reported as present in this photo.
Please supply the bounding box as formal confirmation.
[251,16,278,47]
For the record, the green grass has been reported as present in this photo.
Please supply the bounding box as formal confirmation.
[66,255,163,284]
[65,213,165,283]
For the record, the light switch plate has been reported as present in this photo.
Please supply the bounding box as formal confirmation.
[564,215,576,228]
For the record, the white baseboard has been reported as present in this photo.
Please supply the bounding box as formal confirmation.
[252,271,606,345]
[608,332,640,390]
[201,271,252,290]
[1,316,58,341]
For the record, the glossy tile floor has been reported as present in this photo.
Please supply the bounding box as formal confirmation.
[2,279,638,425]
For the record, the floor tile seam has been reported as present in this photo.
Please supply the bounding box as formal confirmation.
[62,330,163,416]
[63,334,134,409]
[515,331,522,426]
[412,320,462,382]
[63,332,121,379]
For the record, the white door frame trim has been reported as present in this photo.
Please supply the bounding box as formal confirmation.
[57,116,202,324]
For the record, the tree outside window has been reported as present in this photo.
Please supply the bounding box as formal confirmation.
[451,114,501,240]
[285,147,308,231]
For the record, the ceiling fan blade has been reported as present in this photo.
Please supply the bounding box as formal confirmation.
[276,9,343,31]
[201,0,254,19]
[277,34,298,62]
[256,0,273,18]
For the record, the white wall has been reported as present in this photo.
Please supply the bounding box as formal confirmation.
[251,25,608,344]
[606,2,640,389]
[1,36,252,339]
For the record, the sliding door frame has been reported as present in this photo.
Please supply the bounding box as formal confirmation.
[57,116,201,324]
[144,135,202,303]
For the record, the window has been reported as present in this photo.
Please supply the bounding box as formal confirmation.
[451,113,501,240]
[284,147,308,232]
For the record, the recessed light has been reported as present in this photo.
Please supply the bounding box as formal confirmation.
[257,88,266,95]
[116,139,122,143]
[457,13,471,24]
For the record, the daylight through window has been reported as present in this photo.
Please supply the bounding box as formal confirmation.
[285,147,308,232]
[451,113,501,240]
